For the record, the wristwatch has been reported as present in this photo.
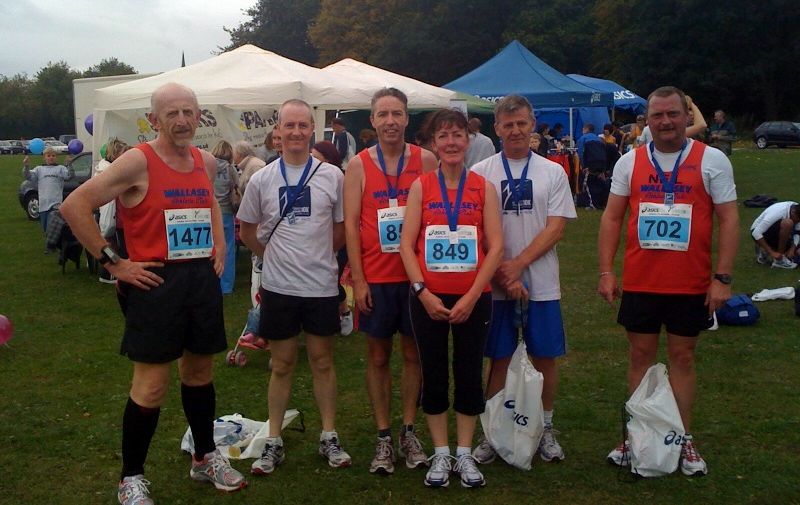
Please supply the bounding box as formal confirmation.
[411,282,426,297]
[98,245,121,265]
[713,273,732,285]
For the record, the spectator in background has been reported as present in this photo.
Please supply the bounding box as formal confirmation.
[234,141,266,197]
[266,126,282,164]
[96,138,131,283]
[465,117,497,168]
[23,147,73,249]
[211,140,240,294]
[331,117,357,165]
[255,130,278,162]
[551,123,565,140]
[601,124,617,145]
[611,122,625,151]
[708,110,736,155]
[530,132,548,157]
[576,123,602,165]
[625,115,646,150]
[360,129,378,149]
[750,201,800,269]
[685,96,708,140]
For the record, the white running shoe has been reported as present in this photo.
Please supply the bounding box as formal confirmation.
[771,256,797,269]
[424,453,453,488]
[340,311,354,336]
[118,475,153,505]
[538,426,565,462]
[453,453,485,488]
[189,449,247,491]
[607,440,631,467]
[369,436,395,475]
[680,436,708,476]
[319,433,352,468]
[472,437,496,464]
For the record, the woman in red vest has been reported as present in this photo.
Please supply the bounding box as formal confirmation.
[400,108,503,488]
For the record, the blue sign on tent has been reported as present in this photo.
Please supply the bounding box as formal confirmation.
[567,74,647,115]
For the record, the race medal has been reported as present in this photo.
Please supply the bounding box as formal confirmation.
[164,207,213,260]
[637,202,692,251]
[287,210,296,225]
[377,205,405,253]
[389,198,398,208]
[664,192,675,206]
[424,224,478,272]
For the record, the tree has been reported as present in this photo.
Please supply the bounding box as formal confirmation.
[82,58,137,78]
[224,0,320,64]
[0,75,34,139]
[31,62,81,137]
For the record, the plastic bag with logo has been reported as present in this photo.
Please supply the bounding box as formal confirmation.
[479,341,544,470]
[625,363,685,477]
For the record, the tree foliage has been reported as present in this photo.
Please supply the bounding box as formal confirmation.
[82,58,137,78]
[224,0,320,65]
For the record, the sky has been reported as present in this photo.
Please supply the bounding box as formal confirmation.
[0,0,256,77]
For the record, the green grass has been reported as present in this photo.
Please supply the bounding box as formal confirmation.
[1,148,799,504]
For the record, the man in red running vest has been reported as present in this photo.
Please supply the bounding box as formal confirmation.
[343,88,437,475]
[61,83,245,504]
[597,86,739,477]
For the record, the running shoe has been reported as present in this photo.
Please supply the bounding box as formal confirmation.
[680,435,708,476]
[340,311,354,336]
[471,437,496,464]
[424,453,453,488]
[771,256,797,269]
[319,433,352,468]
[607,439,631,467]
[453,453,485,488]
[251,440,285,475]
[369,436,395,475]
[398,429,428,468]
[118,475,153,505]
[538,426,565,462]
[190,449,247,491]
[755,245,770,265]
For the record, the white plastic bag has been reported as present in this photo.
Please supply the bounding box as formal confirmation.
[479,341,544,470]
[98,200,116,239]
[626,363,685,477]
[181,410,300,459]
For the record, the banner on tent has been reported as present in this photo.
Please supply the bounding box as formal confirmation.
[99,106,278,152]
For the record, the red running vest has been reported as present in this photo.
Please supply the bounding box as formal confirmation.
[359,144,424,283]
[119,143,215,262]
[623,141,712,294]
[415,170,490,295]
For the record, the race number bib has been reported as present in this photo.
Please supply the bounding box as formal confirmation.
[377,206,405,253]
[424,224,478,272]
[164,208,213,260]
[637,202,692,251]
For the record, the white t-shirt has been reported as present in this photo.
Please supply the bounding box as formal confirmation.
[237,157,344,297]
[472,153,577,301]
[750,201,799,240]
[465,132,496,168]
[610,139,737,204]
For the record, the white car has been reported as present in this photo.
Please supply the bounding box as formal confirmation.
[44,140,69,153]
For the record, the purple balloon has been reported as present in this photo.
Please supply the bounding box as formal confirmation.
[68,139,84,155]
[84,114,94,135]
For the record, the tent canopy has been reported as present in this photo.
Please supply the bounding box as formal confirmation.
[567,74,647,115]
[443,40,613,109]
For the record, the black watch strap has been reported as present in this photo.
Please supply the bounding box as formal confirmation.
[411,282,426,297]
[99,245,120,265]
[713,273,732,285]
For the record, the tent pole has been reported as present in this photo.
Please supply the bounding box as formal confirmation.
[569,107,574,148]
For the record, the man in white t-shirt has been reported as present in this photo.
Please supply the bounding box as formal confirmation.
[471,95,577,465]
[465,117,496,168]
[238,99,351,475]
[750,201,800,268]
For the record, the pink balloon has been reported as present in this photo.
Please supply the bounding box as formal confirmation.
[0,315,12,345]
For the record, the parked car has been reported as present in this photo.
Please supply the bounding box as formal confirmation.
[753,121,800,149]
[0,141,14,154]
[58,134,77,145]
[1,140,26,154]
[7,140,26,154]
[44,140,69,153]
[18,151,93,220]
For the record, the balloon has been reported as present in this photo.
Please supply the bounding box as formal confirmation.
[84,114,94,135]
[29,138,45,155]
[0,315,13,345]
[68,139,84,155]
[100,143,107,159]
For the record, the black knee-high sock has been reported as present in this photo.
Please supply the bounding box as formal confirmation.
[181,382,216,460]
[121,397,160,480]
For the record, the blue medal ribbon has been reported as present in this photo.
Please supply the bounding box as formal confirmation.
[279,156,314,215]
[376,143,405,203]
[437,166,467,233]
[649,140,688,205]
[501,151,532,215]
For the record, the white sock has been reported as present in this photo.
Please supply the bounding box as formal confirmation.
[543,410,553,427]
[320,430,338,441]
[456,446,471,457]
[434,446,450,456]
